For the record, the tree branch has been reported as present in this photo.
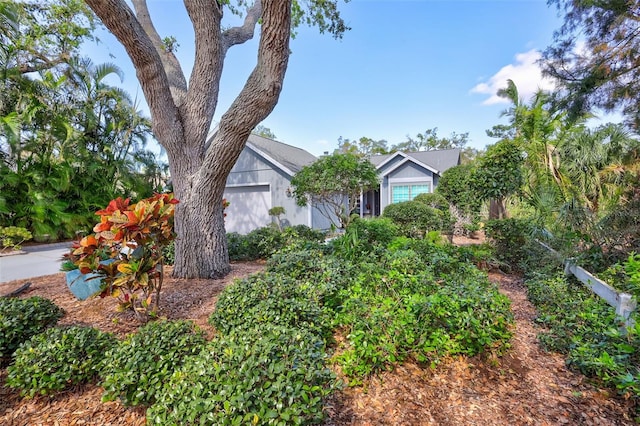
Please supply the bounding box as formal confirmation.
[131,0,188,105]
[84,0,184,152]
[183,0,224,152]
[198,0,290,187]
[221,1,263,53]
[17,52,71,74]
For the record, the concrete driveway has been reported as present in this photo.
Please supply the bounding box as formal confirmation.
[0,243,71,284]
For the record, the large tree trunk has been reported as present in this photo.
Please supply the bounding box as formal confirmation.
[86,0,291,278]
[173,182,229,278]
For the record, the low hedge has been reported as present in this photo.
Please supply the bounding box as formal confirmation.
[0,296,64,364]
[6,326,116,397]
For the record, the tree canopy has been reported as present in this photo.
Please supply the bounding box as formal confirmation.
[543,0,640,128]
[0,0,161,239]
[291,152,379,228]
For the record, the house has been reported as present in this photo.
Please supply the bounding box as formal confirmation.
[223,133,461,233]
[360,149,461,217]
[223,134,335,234]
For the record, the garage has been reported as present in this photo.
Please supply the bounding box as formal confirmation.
[223,184,272,234]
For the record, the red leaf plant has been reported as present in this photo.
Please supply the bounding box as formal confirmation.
[65,194,178,322]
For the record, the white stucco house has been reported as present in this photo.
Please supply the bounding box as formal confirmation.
[222,134,461,234]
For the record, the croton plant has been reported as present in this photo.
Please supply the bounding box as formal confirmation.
[65,193,178,322]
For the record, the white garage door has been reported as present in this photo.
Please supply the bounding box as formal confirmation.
[223,185,271,234]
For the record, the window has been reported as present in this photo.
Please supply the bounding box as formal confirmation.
[391,183,430,203]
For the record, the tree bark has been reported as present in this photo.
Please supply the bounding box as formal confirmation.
[489,198,507,220]
[85,0,292,278]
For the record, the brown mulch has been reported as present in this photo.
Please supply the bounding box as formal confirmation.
[0,250,637,425]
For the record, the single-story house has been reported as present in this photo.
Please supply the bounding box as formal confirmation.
[223,134,461,234]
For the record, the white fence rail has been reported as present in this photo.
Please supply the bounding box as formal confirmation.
[537,241,637,328]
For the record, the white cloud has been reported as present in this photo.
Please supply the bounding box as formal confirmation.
[471,49,556,105]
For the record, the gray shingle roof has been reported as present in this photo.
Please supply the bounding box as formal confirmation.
[370,149,461,174]
[246,134,317,175]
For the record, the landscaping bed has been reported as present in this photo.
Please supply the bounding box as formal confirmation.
[1,257,636,425]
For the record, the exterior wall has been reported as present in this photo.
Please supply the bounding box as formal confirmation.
[311,204,336,231]
[224,148,311,233]
[379,161,436,214]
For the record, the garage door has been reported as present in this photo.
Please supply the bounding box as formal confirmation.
[223,185,271,234]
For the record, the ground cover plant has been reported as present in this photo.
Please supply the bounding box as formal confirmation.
[0,296,64,364]
[331,236,513,381]
[6,326,116,397]
[524,269,640,413]
[101,319,206,407]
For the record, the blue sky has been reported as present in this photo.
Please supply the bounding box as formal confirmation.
[84,0,587,157]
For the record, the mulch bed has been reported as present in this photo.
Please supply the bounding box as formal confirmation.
[0,253,636,425]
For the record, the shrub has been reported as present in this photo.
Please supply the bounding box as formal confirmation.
[0,226,33,251]
[382,201,448,237]
[330,217,399,261]
[246,226,284,259]
[484,218,535,270]
[334,246,513,381]
[209,273,331,338]
[525,270,640,406]
[6,326,117,397]
[228,225,327,261]
[227,231,253,261]
[64,194,178,322]
[101,320,206,406]
[147,325,336,425]
[0,296,64,364]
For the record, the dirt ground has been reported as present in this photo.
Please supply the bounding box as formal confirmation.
[0,244,637,425]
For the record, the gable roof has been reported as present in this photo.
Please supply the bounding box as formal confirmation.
[370,148,461,175]
[246,134,317,176]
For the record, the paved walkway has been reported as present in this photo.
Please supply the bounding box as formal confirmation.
[0,242,72,284]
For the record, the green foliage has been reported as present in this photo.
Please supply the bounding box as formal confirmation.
[436,164,482,217]
[599,253,640,300]
[333,243,513,381]
[227,225,326,261]
[291,152,380,228]
[101,320,206,406]
[484,218,535,270]
[162,240,175,266]
[147,324,336,425]
[330,217,399,261]
[455,243,501,271]
[472,139,524,203]
[0,4,163,240]
[0,226,32,250]
[543,0,640,128]
[170,249,348,424]
[6,326,116,397]
[391,127,469,153]
[525,270,640,406]
[210,272,332,339]
[596,189,640,264]
[0,296,64,364]
[382,201,449,237]
[268,206,286,230]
